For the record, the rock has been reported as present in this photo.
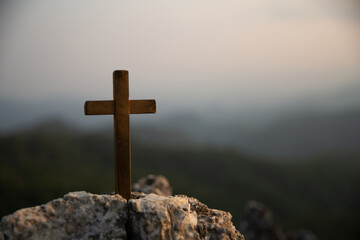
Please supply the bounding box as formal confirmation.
[132,174,172,196]
[187,196,244,240]
[129,194,199,239]
[129,193,244,240]
[239,200,286,240]
[239,201,317,240]
[0,191,128,240]
[1,191,244,240]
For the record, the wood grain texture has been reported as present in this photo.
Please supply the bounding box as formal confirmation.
[84,99,156,115]
[113,70,131,200]
[130,100,156,114]
[85,101,113,115]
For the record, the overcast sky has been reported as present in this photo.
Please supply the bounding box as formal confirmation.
[1,0,359,113]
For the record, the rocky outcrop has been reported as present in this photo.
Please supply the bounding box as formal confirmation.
[239,201,317,240]
[1,174,316,240]
[0,192,128,240]
[1,191,244,240]
[132,174,172,196]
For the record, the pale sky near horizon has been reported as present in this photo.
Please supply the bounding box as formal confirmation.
[0,0,359,112]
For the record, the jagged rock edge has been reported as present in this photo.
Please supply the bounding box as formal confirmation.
[1,192,244,240]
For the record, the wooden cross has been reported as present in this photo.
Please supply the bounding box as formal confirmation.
[84,70,156,200]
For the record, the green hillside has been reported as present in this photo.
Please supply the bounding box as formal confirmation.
[0,125,359,239]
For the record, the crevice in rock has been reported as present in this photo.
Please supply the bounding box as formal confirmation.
[125,200,132,240]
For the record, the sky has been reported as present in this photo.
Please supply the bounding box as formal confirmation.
[0,0,359,117]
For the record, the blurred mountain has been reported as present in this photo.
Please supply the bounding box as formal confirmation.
[131,107,360,159]
[1,83,360,159]
[234,108,360,159]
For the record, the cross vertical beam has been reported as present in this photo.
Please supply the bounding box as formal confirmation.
[113,70,131,200]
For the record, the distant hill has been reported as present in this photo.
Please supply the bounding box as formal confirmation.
[1,85,360,159]
[233,107,360,159]
[130,107,360,159]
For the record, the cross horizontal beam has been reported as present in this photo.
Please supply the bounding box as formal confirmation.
[85,99,156,115]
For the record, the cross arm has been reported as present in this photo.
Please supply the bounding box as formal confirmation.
[85,100,156,115]
[130,100,157,114]
[85,100,113,115]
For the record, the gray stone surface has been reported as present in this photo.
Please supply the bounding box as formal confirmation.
[129,193,244,240]
[188,197,244,240]
[129,194,199,239]
[132,174,173,196]
[187,195,244,240]
[0,191,128,240]
[1,191,244,240]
